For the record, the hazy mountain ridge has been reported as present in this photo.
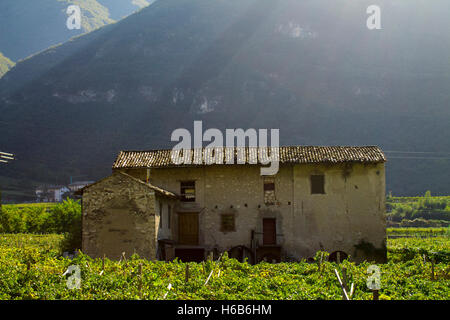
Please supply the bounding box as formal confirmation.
[97,0,152,20]
[0,0,449,200]
[0,0,151,63]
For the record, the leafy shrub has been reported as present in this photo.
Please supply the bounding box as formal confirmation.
[46,199,81,234]
[59,220,82,254]
[0,200,80,235]
[0,200,81,253]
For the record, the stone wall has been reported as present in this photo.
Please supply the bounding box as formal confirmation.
[82,172,158,260]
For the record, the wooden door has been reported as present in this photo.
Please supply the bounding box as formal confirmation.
[178,213,199,245]
[263,218,276,245]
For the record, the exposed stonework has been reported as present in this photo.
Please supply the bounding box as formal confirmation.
[82,171,176,260]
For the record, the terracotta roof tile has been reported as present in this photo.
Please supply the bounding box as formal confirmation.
[112,146,386,169]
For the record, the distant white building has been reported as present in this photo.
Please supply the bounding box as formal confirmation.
[36,185,70,202]
[68,181,95,192]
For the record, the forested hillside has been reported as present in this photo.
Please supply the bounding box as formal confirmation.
[0,53,15,78]
[0,0,449,200]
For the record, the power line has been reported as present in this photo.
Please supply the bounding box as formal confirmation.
[0,151,15,164]
[0,152,14,156]
[384,151,450,155]
[384,150,450,160]
[387,156,450,160]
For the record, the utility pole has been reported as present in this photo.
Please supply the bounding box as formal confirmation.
[0,151,16,209]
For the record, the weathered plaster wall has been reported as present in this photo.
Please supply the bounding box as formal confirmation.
[82,172,158,260]
[289,162,386,262]
[118,162,386,262]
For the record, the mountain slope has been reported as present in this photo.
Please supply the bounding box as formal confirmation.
[0,53,15,78]
[0,0,151,62]
[97,0,152,20]
[0,0,449,199]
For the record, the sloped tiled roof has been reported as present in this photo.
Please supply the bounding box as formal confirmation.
[112,146,386,169]
[76,171,177,198]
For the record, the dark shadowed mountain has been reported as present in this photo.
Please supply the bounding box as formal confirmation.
[0,0,449,200]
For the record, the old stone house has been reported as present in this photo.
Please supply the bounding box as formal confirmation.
[80,146,387,263]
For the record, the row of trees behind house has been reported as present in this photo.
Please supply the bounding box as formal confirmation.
[0,199,81,252]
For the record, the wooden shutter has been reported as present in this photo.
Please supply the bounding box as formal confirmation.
[178,213,199,245]
[263,218,276,245]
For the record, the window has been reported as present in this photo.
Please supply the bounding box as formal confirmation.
[264,179,276,205]
[159,202,163,227]
[168,205,171,229]
[311,174,325,194]
[180,181,196,202]
[264,182,275,191]
[221,214,235,232]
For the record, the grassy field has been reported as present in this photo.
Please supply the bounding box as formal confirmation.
[0,234,63,251]
[0,234,448,300]
[2,203,57,209]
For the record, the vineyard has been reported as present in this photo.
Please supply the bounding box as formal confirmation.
[387,227,448,238]
[0,234,448,300]
[386,192,450,228]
